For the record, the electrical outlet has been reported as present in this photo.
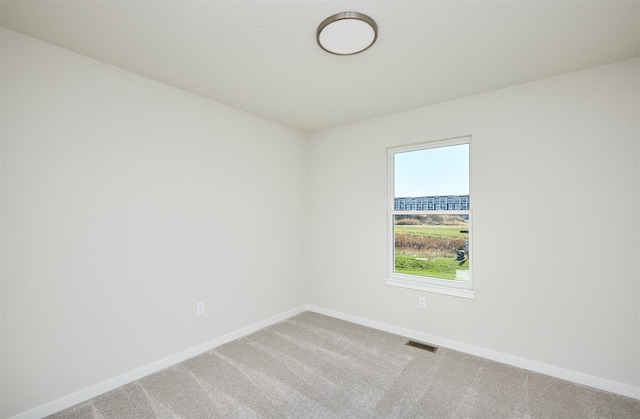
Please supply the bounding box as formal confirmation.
[196,301,205,316]
[418,296,426,310]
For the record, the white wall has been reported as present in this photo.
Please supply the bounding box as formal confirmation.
[1,29,307,418]
[307,59,639,391]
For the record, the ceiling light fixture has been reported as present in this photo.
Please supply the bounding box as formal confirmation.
[317,12,378,55]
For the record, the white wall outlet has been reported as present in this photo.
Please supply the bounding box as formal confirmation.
[196,301,205,316]
[418,296,426,310]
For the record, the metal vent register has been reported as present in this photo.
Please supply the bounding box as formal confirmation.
[405,340,438,353]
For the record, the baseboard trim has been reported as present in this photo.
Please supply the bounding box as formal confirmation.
[12,305,307,419]
[306,304,640,400]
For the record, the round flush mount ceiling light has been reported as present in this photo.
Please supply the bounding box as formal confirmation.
[317,12,378,55]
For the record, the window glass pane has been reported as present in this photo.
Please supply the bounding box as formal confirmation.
[394,214,469,281]
[394,144,469,199]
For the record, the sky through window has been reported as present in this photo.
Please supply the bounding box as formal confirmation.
[394,144,469,197]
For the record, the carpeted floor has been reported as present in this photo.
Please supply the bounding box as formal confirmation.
[49,311,640,418]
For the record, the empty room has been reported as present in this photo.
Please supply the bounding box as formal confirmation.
[1,1,639,418]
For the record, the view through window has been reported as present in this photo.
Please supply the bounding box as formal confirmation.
[388,138,472,295]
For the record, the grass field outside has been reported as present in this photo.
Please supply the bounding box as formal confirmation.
[394,214,469,280]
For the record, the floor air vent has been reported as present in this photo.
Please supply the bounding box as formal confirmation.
[406,340,438,353]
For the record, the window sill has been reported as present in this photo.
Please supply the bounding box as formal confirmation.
[384,277,475,299]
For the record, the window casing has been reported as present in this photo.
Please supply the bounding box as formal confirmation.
[385,137,474,299]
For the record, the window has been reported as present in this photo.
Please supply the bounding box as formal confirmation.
[385,137,474,299]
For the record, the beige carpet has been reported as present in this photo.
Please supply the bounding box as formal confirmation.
[49,312,640,418]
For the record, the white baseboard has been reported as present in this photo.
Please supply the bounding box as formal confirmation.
[306,304,640,400]
[12,305,307,419]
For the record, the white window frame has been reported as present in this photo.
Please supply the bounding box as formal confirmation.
[385,136,475,299]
